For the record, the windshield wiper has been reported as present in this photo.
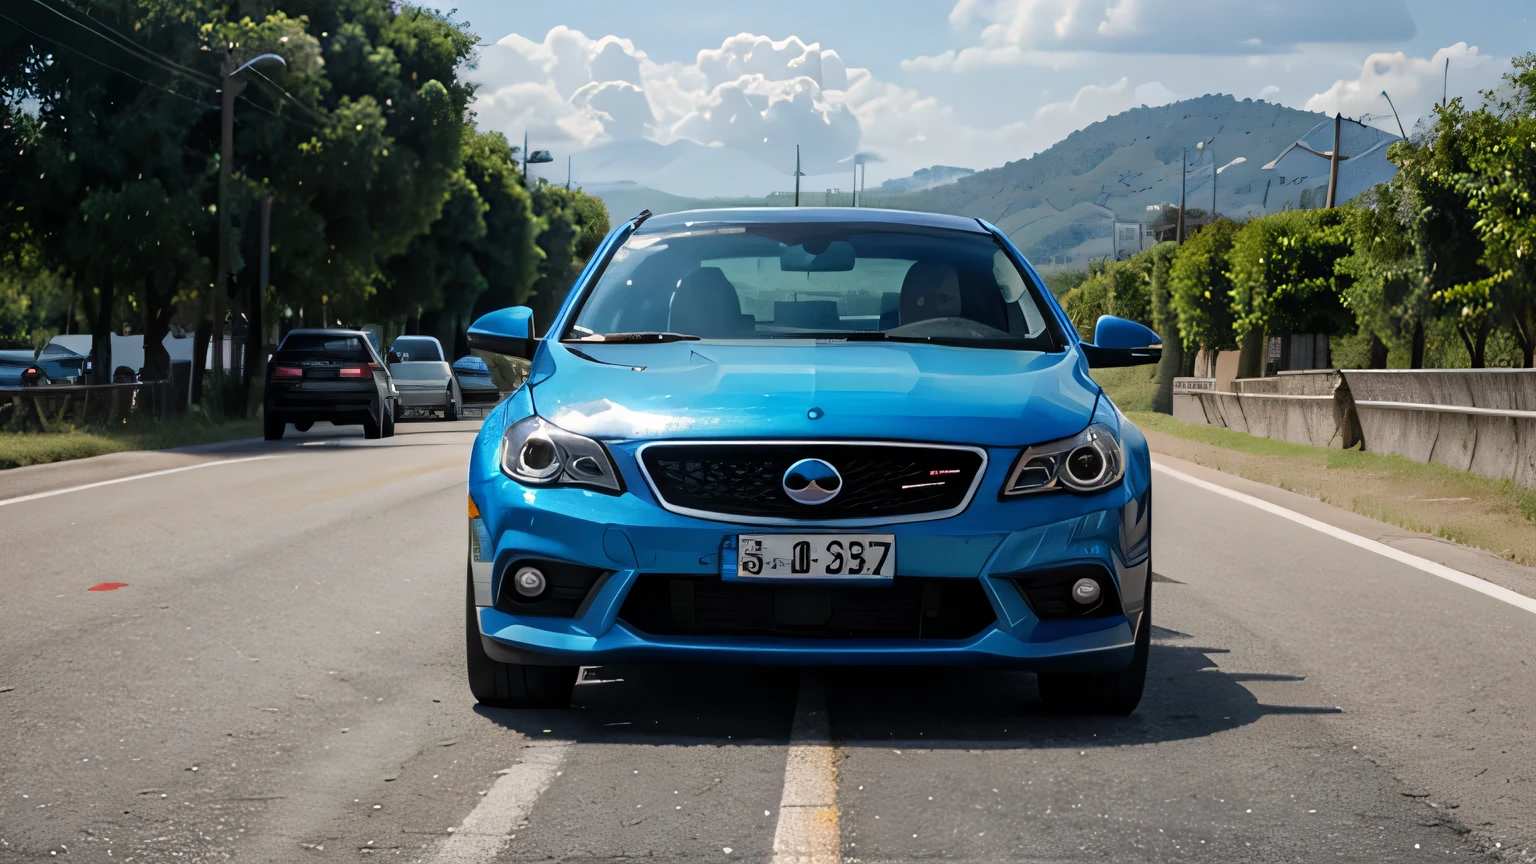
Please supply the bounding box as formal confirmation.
[798,331,1055,350]
[566,331,701,344]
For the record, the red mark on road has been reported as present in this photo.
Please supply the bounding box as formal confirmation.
[88,582,128,592]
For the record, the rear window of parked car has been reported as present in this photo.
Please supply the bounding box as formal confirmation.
[390,337,443,362]
[279,333,372,361]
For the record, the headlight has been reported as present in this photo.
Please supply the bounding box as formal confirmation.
[500,415,623,493]
[1002,422,1124,496]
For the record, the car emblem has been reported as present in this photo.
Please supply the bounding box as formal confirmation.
[783,458,842,505]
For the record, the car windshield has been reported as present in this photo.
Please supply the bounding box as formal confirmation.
[564,222,1060,349]
[391,338,443,362]
[279,333,373,361]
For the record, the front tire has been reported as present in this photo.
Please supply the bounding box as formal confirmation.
[1036,580,1150,716]
[465,569,577,709]
[382,406,396,438]
[444,388,459,422]
[263,413,285,441]
[363,412,382,439]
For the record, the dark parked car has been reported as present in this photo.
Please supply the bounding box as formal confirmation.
[451,355,501,413]
[263,329,398,441]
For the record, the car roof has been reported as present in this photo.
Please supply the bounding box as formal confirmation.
[391,335,442,344]
[632,206,989,236]
[283,328,370,337]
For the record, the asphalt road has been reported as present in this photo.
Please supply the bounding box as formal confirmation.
[2,419,1535,863]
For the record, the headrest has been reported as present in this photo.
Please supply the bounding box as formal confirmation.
[669,267,746,337]
[899,261,962,325]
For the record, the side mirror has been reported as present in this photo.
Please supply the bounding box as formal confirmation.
[467,306,537,359]
[1081,315,1162,368]
[467,306,538,393]
[386,351,402,364]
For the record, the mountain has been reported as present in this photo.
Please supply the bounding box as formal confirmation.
[570,139,850,200]
[577,96,1399,267]
[885,95,1398,265]
[877,165,976,194]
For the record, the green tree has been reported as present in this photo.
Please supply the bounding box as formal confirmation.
[465,131,540,329]
[1458,53,1536,367]
[1168,218,1240,366]
[524,184,611,333]
[1391,98,1496,366]
[1228,209,1354,377]
[1146,242,1184,412]
[1337,183,1427,368]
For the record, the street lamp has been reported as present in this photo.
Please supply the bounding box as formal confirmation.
[214,52,286,392]
[1380,90,1408,140]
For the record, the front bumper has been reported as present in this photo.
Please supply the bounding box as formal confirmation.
[467,431,1153,673]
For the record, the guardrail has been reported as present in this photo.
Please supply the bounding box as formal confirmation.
[1167,368,1535,487]
[0,380,177,432]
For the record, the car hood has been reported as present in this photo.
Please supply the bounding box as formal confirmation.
[529,340,1099,447]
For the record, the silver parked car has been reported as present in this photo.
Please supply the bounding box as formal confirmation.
[387,335,461,421]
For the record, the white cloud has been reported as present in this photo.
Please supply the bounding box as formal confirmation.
[1304,43,1505,133]
[843,69,1033,177]
[908,0,1417,70]
[468,27,860,171]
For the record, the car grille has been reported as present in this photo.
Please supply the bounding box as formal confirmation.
[639,442,985,521]
[618,576,996,640]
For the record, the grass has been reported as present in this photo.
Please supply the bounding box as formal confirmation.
[1127,410,1536,567]
[1090,364,1160,413]
[0,412,262,470]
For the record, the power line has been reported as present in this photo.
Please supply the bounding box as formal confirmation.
[0,10,215,110]
[24,0,220,88]
[247,67,329,126]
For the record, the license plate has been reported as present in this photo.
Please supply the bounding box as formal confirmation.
[732,534,895,580]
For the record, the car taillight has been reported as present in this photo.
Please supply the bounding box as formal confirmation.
[339,365,371,378]
[273,365,303,379]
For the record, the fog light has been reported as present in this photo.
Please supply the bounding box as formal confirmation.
[513,566,547,598]
[1071,577,1101,605]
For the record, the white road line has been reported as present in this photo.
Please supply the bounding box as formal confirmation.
[0,455,278,507]
[423,741,569,864]
[1153,461,1536,617]
[771,674,840,864]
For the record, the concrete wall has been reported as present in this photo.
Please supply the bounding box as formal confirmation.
[1169,367,1536,487]
[1183,370,1357,449]
[1345,369,1536,489]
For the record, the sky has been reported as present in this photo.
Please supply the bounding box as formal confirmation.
[422,0,1536,188]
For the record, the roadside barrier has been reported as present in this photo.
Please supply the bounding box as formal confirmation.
[0,380,176,432]
[1169,369,1536,488]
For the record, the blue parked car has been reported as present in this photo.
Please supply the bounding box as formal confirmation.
[463,208,1160,714]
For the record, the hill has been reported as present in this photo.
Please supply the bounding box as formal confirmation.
[880,94,1398,264]
[577,95,1399,265]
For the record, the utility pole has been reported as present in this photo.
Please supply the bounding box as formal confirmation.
[1325,113,1342,208]
[794,145,803,207]
[524,131,529,188]
[1442,57,1449,107]
[214,52,284,401]
[214,69,236,394]
[851,158,858,207]
[566,154,571,190]
[1210,147,1217,221]
[1176,148,1187,244]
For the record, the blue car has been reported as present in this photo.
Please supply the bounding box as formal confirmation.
[463,208,1161,714]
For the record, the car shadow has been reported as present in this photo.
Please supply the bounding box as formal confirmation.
[469,637,1340,750]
